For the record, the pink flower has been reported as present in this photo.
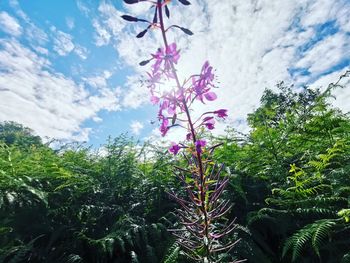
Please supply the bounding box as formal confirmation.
[200,61,214,83]
[192,61,217,103]
[204,92,217,101]
[203,116,215,130]
[195,139,206,154]
[165,43,180,64]
[152,48,164,73]
[158,93,179,116]
[167,103,176,115]
[151,43,180,76]
[214,109,228,119]
[159,117,169,136]
[147,71,161,89]
[150,95,160,105]
[160,99,170,112]
[169,142,181,155]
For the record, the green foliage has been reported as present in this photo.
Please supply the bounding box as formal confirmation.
[0,121,42,147]
[214,79,350,262]
[162,242,180,263]
[282,219,337,261]
[245,139,350,262]
[338,209,350,223]
[0,127,178,262]
[1,75,349,262]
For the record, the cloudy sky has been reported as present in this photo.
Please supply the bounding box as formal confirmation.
[0,0,349,146]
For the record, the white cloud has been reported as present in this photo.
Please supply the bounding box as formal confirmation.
[74,44,89,60]
[98,2,125,36]
[76,0,90,17]
[25,24,48,46]
[0,39,120,141]
[123,1,152,16]
[300,0,339,28]
[51,26,75,56]
[83,70,113,88]
[92,116,103,123]
[295,33,349,73]
[66,17,75,30]
[0,11,22,36]
[51,24,89,60]
[92,2,126,47]
[121,75,150,109]
[32,46,49,55]
[9,0,49,45]
[130,120,144,135]
[111,0,350,138]
[92,19,112,46]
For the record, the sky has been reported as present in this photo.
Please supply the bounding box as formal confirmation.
[0,0,349,147]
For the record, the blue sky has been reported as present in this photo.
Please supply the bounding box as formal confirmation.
[0,0,349,147]
[0,0,158,145]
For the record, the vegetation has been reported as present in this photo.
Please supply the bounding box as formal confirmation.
[0,80,349,262]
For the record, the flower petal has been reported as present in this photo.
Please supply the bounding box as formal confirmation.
[204,92,217,101]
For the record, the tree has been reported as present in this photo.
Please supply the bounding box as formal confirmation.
[0,121,42,147]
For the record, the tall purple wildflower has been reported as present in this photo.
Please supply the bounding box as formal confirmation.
[122,1,244,262]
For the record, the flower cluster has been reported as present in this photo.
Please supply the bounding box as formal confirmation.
[152,43,180,77]
[191,61,217,103]
[146,42,228,155]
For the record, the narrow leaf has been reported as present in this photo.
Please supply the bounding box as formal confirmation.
[121,15,138,22]
[139,59,151,66]
[123,0,145,4]
[178,0,191,5]
[180,27,193,35]
[136,25,151,38]
[153,8,158,23]
[173,25,194,35]
[165,5,170,18]
[136,29,148,38]
[138,18,149,23]
[171,113,177,125]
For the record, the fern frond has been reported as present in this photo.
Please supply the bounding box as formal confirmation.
[338,187,350,196]
[5,235,44,263]
[293,207,335,216]
[163,243,180,263]
[311,220,336,256]
[247,212,277,226]
[283,219,336,261]
[66,254,83,263]
[341,251,350,263]
[296,196,347,207]
[283,227,312,262]
[259,207,289,216]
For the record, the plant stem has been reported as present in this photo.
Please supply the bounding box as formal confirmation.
[157,1,211,260]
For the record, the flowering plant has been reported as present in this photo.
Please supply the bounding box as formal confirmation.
[122,0,243,262]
